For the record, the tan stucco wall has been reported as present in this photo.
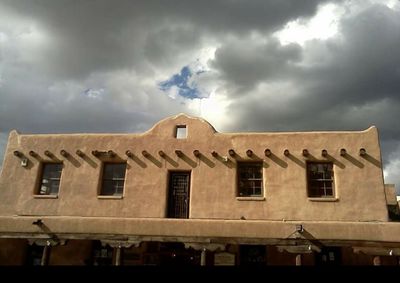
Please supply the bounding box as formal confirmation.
[0,113,389,223]
[385,184,398,206]
[1,217,400,245]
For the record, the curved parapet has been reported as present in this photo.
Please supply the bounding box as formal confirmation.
[144,113,218,139]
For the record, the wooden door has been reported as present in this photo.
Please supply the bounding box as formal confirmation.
[168,172,190,218]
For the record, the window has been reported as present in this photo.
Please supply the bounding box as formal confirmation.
[92,241,113,266]
[100,163,127,196]
[38,163,62,195]
[237,162,263,197]
[315,247,341,265]
[307,162,334,197]
[175,125,187,139]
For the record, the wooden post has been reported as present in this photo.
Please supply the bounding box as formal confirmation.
[115,247,121,266]
[41,244,50,266]
[201,248,207,266]
[295,254,302,266]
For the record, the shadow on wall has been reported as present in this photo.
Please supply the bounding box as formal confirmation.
[361,153,381,168]
[388,205,400,221]
[266,153,288,168]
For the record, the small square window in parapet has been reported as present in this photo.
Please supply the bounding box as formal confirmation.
[176,125,187,139]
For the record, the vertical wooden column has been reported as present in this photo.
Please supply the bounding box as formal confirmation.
[41,243,51,266]
[295,254,302,266]
[115,247,122,266]
[101,240,141,266]
[201,248,207,266]
[28,239,66,266]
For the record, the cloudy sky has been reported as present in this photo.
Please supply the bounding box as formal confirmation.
[0,0,400,193]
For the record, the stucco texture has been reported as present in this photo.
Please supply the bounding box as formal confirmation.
[0,113,388,223]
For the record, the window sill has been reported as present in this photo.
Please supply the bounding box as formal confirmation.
[97,195,123,199]
[308,197,338,202]
[34,194,58,199]
[236,197,265,201]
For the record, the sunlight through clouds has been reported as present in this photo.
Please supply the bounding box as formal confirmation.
[274,3,344,46]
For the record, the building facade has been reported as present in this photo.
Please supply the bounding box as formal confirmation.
[0,113,399,266]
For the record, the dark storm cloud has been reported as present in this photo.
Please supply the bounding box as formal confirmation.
[211,38,302,92]
[0,0,331,81]
[0,68,190,134]
[144,26,204,68]
[0,0,335,164]
[218,4,400,134]
[3,0,330,34]
[303,4,400,105]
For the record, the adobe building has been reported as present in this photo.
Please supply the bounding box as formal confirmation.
[0,113,399,266]
[385,184,400,221]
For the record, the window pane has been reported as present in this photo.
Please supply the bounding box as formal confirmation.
[254,187,262,196]
[323,181,332,190]
[42,166,52,178]
[113,164,126,179]
[39,163,62,195]
[103,163,126,179]
[101,163,126,195]
[253,169,262,179]
[240,171,248,179]
[49,180,60,195]
[307,162,334,197]
[103,164,114,179]
[114,180,124,195]
[238,162,263,197]
[176,125,187,139]
[101,180,115,195]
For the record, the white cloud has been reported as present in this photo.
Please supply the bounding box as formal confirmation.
[274,3,344,46]
[187,90,232,131]
[384,144,400,195]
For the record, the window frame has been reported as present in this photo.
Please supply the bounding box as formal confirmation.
[36,162,63,196]
[175,125,187,139]
[237,162,264,197]
[306,161,335,198]
[99,162,127,197]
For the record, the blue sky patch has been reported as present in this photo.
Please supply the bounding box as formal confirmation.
[159,66,203,99]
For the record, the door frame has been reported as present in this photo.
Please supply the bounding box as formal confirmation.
[167,171,191,219]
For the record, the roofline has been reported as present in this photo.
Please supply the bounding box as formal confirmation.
[8,115,376,137]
